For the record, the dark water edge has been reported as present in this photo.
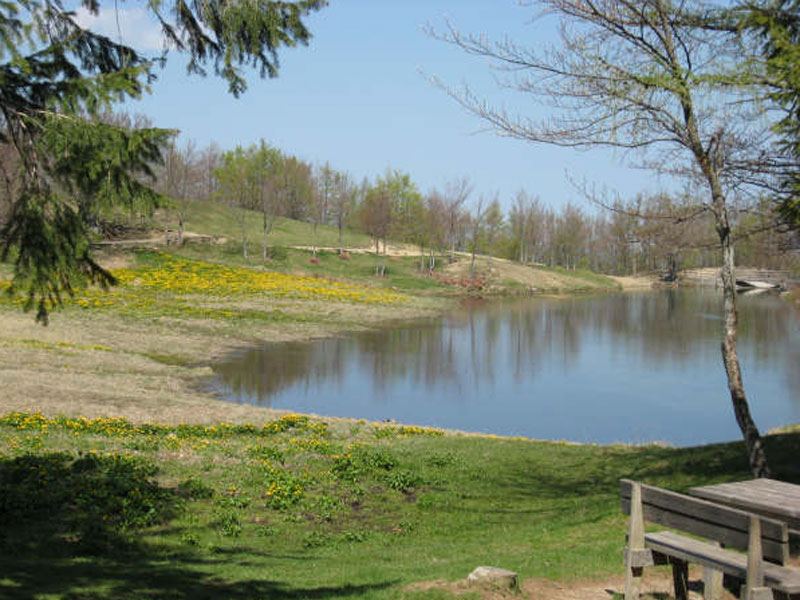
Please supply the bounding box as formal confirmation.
[211,289,800,446]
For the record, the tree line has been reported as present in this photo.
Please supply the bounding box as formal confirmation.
[139,133,798,278]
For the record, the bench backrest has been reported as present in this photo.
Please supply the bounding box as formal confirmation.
[620,479,789,564]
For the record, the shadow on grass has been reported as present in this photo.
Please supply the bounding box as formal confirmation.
[0,452,395,600]
[2,554,394,600]
[450,430,800,517]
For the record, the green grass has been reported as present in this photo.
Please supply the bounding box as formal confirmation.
[159,243,450,295]
[2,411,799,599]
[542,266,621,290]
[159,198,373,250]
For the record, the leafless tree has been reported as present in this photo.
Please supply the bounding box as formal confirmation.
[468,196,486,282]
[331,172,357,254]
[359,187,392,276]
[197,142,222,201]
[433,0,783,476]
[425,190,448,273]
[443,177,472,263]
[159,139,197,245]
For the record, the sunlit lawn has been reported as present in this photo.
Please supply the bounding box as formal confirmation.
[2,411,799,599]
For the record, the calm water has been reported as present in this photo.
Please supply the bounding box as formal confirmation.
[212,289,800,446]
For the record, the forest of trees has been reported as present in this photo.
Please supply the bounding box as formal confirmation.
[136,133,799,278]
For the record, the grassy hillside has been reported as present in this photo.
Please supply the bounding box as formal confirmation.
[147,198,621,296]
[156,198,374,250]
[2,411,798,600]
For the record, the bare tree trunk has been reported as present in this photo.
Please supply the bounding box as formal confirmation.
[177,207,185,246]
[470,246,477,282]
[312,221,318,257]
[263,214,269,263]
[241,215,248,261]
[717,215,770,477]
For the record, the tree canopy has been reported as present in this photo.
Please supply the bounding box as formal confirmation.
[434,0,788,475]
[736,0,800,225]
[0,0,325,322]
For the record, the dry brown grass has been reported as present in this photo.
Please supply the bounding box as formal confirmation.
[0,292,447,424]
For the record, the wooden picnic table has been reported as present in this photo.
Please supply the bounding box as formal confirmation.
[689,478,800,535]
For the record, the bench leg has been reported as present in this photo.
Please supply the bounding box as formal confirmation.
[625,566,643,600]
[670,558,689,600]
[704,541,724,600]
[703,566,722,600]
[743,516,774,600]
[625,482,646,600]
[742,588,774,600]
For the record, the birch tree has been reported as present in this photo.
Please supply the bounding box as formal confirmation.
[434,0,783,475]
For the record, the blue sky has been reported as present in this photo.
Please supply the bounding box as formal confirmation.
[80,1,669,211]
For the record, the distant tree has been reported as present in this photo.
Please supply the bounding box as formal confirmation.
[380,170,423,247]
[467,197,487,282]
[197,142,222,201]
[443,177,472,262]
[280,157,314,221]
[253,141,284,262]
[554,204,589,271]
[483,196,504,267]
[158,139,198,245]
[424,191,448,273]
[359,187,392,276]
[330,172,358,254]
[215,147,255,260]
[311,162,336,256]
[508,191,544,265]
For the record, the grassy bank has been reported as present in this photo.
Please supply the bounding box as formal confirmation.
[2,411,799,600]
[0,200,621,422]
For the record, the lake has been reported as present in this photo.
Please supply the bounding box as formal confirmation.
[212,289,800,446]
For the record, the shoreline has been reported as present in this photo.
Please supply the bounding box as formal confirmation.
[0,273,636,430]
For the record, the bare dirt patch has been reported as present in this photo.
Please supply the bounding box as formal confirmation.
[0,292,447,424]
[443,255,616,293]
[405,567,735,600]
[608,275,658,290]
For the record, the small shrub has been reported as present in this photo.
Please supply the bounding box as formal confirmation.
[331,444,400,484]
[267,245,288,261]
[263,466,304,510]
[177,477,214,500]
[386,469,421,492]
[246,445,285,464]
[212,507,242,537]
[315,494,343,522]
[426,451,459,468]
[302,530,334,548]
[180,531,200,546]
[342,530,367,543]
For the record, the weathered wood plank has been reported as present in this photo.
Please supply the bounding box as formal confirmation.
[620,480,788,564]
[644,531,800,594]
[689,479,800,532]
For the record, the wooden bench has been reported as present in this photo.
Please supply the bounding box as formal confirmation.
[621,479,800,600]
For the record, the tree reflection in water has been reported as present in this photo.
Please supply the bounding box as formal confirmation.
[212,289,800,445]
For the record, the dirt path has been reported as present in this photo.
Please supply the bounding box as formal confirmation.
[407,566,728,600]
[608,274,658,289]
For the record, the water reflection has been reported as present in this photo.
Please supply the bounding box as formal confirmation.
[213,290,800,446]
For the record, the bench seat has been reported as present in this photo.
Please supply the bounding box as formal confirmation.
[646,531,800,595]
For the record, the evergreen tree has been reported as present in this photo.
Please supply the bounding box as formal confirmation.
[737,1,800,225]
[0,0,325,322]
